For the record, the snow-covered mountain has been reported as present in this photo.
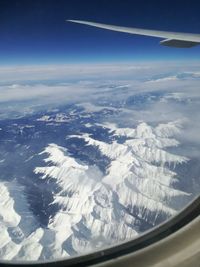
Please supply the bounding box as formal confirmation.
[0,121,190,261]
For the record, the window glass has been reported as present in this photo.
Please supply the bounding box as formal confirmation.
[0,0,200,262]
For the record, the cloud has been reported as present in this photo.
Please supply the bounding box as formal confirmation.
[146,76,178,83]
[0,63,150,83]
[0,83,92,103]
[0,61,200,150]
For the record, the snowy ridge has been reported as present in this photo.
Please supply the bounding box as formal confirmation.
[72,122,188,214]
[0,121,190,261]
[34,121,188,257]
[0,182,44,260]
[0,181,71,261]
[37,113,70,123]
[35,144,138,256]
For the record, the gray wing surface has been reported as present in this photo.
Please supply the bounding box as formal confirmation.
[67,20,200,48]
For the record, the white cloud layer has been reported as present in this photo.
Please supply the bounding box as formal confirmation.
[0,61,200,146]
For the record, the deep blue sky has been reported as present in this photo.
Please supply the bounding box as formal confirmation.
[0,0,200,65]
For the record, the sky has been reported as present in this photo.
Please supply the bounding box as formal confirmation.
[0,0,200,65]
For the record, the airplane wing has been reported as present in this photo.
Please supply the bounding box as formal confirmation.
[67,20,200,48]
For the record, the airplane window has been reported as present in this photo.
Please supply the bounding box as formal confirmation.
[0,0,200,265]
